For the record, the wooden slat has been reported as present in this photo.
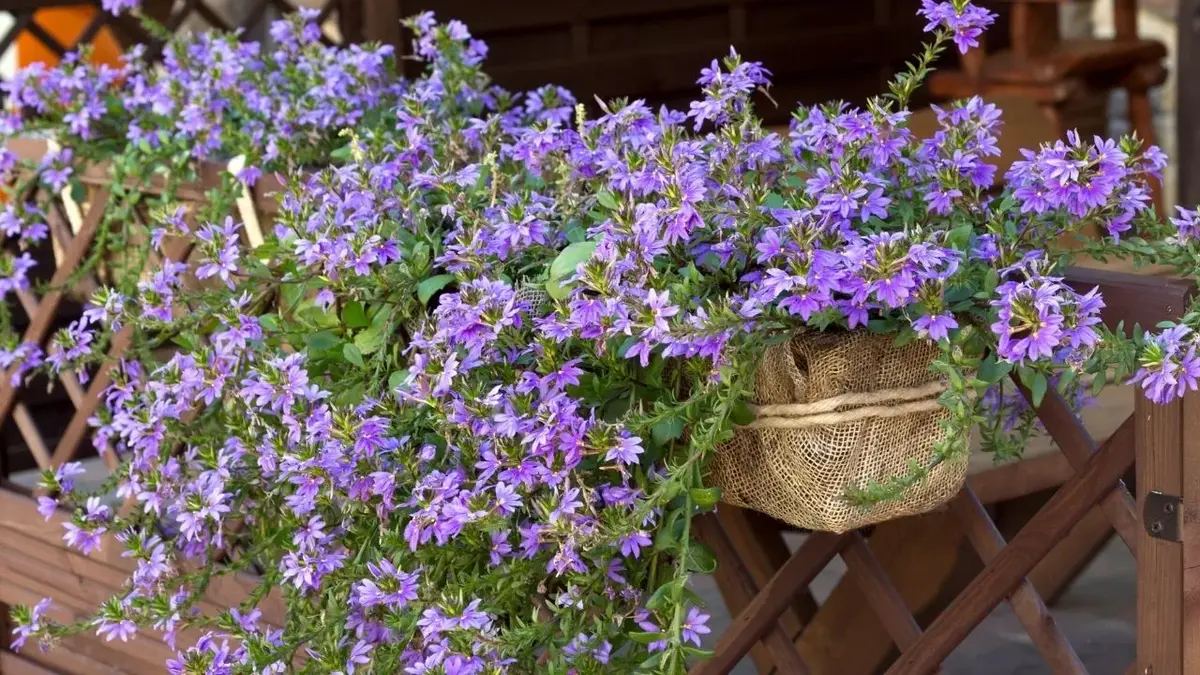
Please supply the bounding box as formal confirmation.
[969,451,1074,505]
[1065,268,1196,337]
[1182,390,1200,674]
[1136,394,1184,673]
[693,514,810,675]
[841,533,923,651]
[1182,0,1200,208]
[0,577,171,673]
[884,411,1136,673]
[0,188,109,432]
[1025,384,1139,554]
[715,506,817,642]
[797,511,969,675]
[11,403,53,470]
[18,635,135,675]
[690,532,848,675]
[949,488,1087,674]
[0,652,59,675]
[1027,505,1114,606]
[0,488,286,627]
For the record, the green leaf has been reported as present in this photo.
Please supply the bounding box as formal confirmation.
[342,343,364,368]
[329,144,353,163]
[388,370,410,391]
[417,275,456,306]
[545,277,572,301]
[354,307,391,355]
[763,192,786,209]
[596,189,620,211]
[549,241,597,281]
[645,578,683,611]
[730,400,756,426]
[627,631,664,645]
[565,223,588,243]
[336,383,364,407]
[69,179,87,204]
[946,224,973,250]
[258,313,280,333]
[651,417,685,445]
[977,354,1013,384]
[342,302,368,329]
[867,318,895,334]
[1030,372,1048,408]
[306,330,339,352]
[281,282,307,313]
[689,487,722,508]
[686,540,718,574]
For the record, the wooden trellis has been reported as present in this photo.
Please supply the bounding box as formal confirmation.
[694,268,1200,675]
[0,0,379,71]
[0,138,281,481]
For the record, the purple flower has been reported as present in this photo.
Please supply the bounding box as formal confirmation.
[94,616,138,642]
[914,313,958,341]
[618,530,652,558]
[10,598,52,651]
[1132,326,1200,404]
[604,434,644,466]
[680,607,711,646]
[101,0,139,14]
[1170,206,1200,242]
[918,1,997,53]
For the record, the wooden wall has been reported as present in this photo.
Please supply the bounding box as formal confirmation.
[387,0,1011,125]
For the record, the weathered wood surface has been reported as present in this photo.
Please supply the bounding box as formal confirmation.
[0,486,285,673]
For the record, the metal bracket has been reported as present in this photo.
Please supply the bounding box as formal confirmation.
[1144,491,1181,543]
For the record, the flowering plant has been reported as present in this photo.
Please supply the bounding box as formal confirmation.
[4,1,1197,673]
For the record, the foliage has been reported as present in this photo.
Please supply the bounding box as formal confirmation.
[3,1,1197,673]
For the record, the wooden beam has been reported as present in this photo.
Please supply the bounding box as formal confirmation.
[968,451,1074,505]
[1023,385,1138,554]
[693,514,810,674]
[1135,393,1185,673]
[1179,0,1200,208]
[1181,390,1200,673]
[362,0,402,49]
[691,533,848,675]
[884,412,1136,673]
[841,533,924,651]
[949,487,1086,673]
[797,511,968,675]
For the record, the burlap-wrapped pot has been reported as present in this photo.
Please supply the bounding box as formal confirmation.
[709,330,967,533]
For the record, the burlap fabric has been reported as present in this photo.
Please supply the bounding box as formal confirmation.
[709,330,967,533]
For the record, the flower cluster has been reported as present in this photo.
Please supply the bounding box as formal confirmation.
[5,4,1199,674]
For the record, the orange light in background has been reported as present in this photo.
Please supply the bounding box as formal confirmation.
[16,6,123,68]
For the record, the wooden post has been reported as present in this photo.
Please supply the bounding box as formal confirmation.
[1182,391,1200,673]
[1180,0,1200,208]
[1135,393,1185,674]
[361,0,402,51]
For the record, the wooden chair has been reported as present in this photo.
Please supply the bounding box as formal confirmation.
[695,269,1198,675]
[930,0,1167,209]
